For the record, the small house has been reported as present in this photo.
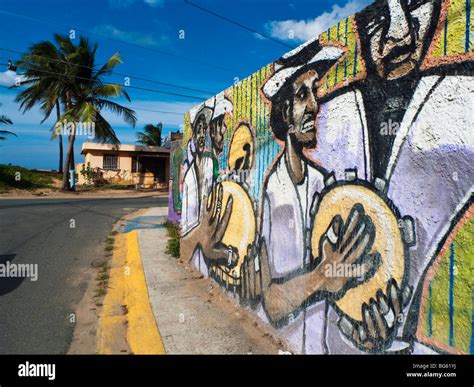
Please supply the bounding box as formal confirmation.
[77,142,170,189]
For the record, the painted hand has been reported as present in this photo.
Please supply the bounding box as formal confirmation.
[316,204,379,297]
[338,279,412,352]
[239,243,261,307]
[200,183,234,262]
[182,183,234,263]
[240,240,272,308]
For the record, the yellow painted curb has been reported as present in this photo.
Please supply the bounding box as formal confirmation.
[97,231,165,354]
[125,231,165,354]
[97,233,127,354]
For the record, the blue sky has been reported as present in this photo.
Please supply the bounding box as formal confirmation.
[0,0,371,170]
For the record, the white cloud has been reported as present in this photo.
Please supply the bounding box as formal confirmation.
[143,0,164,7]
[265,0,370,43]
[108,0,164,9]
[92,24,168,47]
[253,32,268,41]
[0,70,26,87]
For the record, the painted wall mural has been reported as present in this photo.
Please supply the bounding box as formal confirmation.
[172,0,474,354]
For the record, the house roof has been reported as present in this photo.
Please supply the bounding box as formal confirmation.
[81,142,170,155]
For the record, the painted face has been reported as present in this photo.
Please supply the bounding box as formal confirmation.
[366,0,436,80]
[210,115,226,154]
[288,69,319,149]
[193,114,207,156]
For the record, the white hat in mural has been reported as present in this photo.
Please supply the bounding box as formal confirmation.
[262,43,344,100]
[189,96,214,126]
[212,91,233,119]
[189,104,202,125]
[189,104,213,129]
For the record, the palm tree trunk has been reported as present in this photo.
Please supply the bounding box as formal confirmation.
[58,136,63,173]
[62,133,76,191]
[71,146,75,172]
[69,145,75,188]
[62,92,75,191]
[56,101,63,174]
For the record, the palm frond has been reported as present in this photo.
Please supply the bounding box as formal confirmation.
[93,99,137,127]
[136,122,162,146]
[0,115,13,125]
[96,53,123,78]
[93,112,120,145]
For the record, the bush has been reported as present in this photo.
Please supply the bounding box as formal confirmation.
[166,238,180,258]
[164,220,180,258]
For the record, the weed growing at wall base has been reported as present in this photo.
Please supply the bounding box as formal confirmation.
[164,221,180,258]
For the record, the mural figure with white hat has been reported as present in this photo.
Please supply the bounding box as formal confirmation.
[238,40,400,354]
[208,91,234,185]
[181,104,235,272]
[210,91,233,158]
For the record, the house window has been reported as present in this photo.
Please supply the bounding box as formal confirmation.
[103,154,119,170]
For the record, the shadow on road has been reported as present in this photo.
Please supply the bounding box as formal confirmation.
[0,254,26,296]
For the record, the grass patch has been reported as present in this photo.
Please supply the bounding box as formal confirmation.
[94,287,107,298]
[164,220,180,258]
[0,164,57,192]
[105,237,115,245]
[104,244,114,252]
[97,272,109,282]
[94,266,109,299]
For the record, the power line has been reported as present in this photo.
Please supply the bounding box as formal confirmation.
[0,84,187,116]
[130,106,185,116]
[1,62,206,101]
[0,47,216,95]
[0,8,239,74]
[184,0,296,50]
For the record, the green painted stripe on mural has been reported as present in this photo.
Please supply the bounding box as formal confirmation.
[431,250,451,348]
[452,216,474,352]
[421,214,474,353]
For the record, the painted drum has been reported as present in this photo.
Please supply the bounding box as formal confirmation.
[311,182,407,322]
[209,181,256,287]
[228,123,254,173]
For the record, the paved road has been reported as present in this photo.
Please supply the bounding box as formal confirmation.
[0,195,167,354]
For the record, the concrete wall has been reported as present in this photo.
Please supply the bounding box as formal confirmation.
[84,150,133,171]
[175,0,473,354]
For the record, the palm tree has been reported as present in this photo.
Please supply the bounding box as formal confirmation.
[15,34,136,190]
[15,41,68,172]
[57,35,137,190]
[136,123,162,146]
[0,114,16,141]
